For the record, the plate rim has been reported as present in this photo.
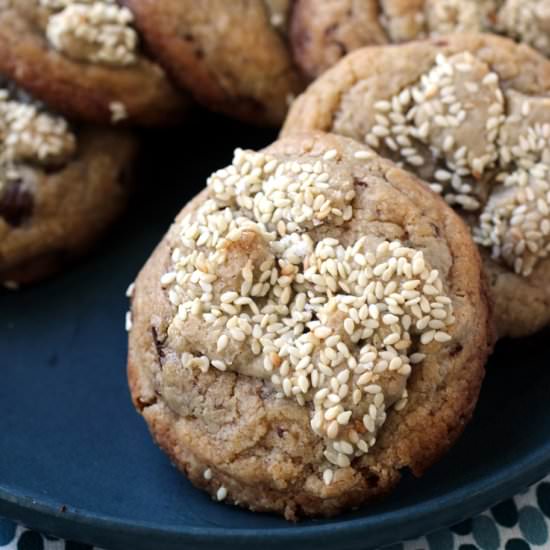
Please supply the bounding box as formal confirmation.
[1,443,549,549]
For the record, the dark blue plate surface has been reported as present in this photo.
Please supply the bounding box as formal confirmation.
[1,113,550,550]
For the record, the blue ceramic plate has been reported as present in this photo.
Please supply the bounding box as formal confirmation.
[1,113,549,550]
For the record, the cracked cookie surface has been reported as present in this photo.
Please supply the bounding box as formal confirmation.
[0,0,187,126]
[127,132,492,520]
[283,34,550,338]
[121,0,303,126]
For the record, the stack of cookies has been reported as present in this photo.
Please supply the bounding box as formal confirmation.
[2,0,549,522]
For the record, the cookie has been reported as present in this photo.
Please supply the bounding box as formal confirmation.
[121,0,304,126]
[0,81,137,285]
[0,0,188,126]
[283,34,550,338]
[127,132,492,520]
[290,0,388,80]
[290,0,550,79]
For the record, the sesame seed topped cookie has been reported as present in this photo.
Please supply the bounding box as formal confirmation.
[291,0,550,80]
[127,132,492,520]
[0,0,188,126]
[0,79,137,285]
[283,34,550,338]
[120,0,304,126]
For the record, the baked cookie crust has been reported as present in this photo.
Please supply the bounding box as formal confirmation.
[121,0,303,126]
[128,132,492,520]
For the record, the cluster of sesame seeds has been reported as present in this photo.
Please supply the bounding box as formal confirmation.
[162,147,455,482]
[44,0,138,67]
[365,52,504,213]
[475,120,550,276]
[0,89,75,164]
[496,0,550,57]
[361,50,550,276]
[208,147,354,236]
[0,87,75,193]
[415,53,504,181]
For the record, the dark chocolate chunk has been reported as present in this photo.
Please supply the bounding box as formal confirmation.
[0,179,33,226]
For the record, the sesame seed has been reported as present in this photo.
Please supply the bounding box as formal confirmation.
[420,330,435,345]
[216,486,227,501]
[372,125,390,137]
[336,453,350,468]
[323,149,338,161]
[323,468,334,485]
[230,328,246,342]
[482,73,498,86]
[203,468,212,480]
[326,420,339,439]
[125,311,132,332]
[211,360,227,371]
[374,100,391,112]
[109,101,127,124]
[382,313,399,325]
[337,410,353,425]
[2,280,19,290]
[314,326,332,339]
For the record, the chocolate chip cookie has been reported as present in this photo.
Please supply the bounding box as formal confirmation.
[283,34,550,338]
[0,0,188,126]
[291,0,550,79]
[121,0,303,126]
[0,81,137,285]
[127,132,492,520]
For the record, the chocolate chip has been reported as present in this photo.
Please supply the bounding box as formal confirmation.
[42,163,66,176]
[151,326,165,361]
[449,343,464,357]
[366,472,380,487]
[430,222,441,237]
[0,179,34,226]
